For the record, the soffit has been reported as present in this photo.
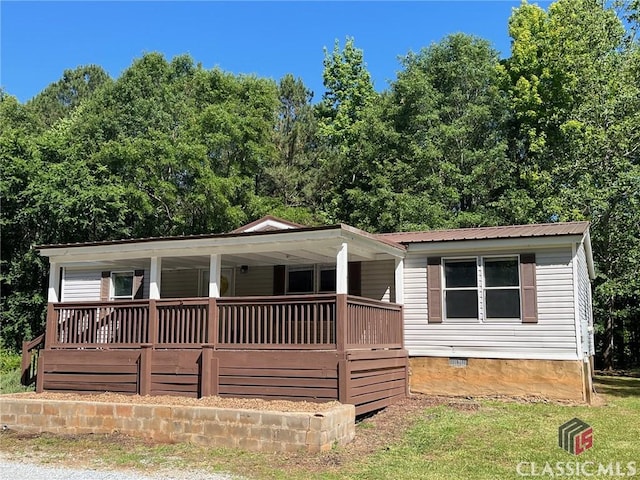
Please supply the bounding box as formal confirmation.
[40,225,405,265]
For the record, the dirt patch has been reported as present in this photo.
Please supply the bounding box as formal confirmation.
[258,394,475,474]
[5,391,340,412]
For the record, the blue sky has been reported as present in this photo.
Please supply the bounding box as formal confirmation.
[1,1,552,103]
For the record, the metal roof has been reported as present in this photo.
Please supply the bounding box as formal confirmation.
[377,221,590,244]
[35,221,589,251]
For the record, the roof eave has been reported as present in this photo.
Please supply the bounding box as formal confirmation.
[37,224,405,264]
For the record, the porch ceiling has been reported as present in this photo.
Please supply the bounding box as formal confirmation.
[38,225,405,267]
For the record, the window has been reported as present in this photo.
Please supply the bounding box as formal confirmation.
[111,272,134,299]
[319,266,336,292]
[441,256,522,322]
[288,265,315,293]
[483,257,520,319]
[287,264,336,294]
[443,259,479,319]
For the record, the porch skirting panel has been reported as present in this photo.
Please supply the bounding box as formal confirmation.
[36,347,408,416]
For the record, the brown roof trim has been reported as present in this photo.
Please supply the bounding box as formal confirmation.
[230,215,305,233]
[377,221,590,244]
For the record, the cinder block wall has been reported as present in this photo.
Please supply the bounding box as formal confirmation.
[0,397,355,453]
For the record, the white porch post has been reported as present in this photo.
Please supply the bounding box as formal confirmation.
[209,254,221,298]
[47,262,60,303]
[336,243,348,294]
[395,257,404,304]
[149,256,162,299]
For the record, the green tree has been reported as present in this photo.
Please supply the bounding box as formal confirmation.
[506,0,640,369]
[260,74,319,213]
[28,65,111,128]
[1,92,132,350]
[318,37,377,152]
[395,34,511,228]
[316,37,379,222]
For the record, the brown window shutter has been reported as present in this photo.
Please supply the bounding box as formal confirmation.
[273,265,286,295]
[133,270,144,299]
[520,253,538,323]
[100,271,111,301]
[427,257,443,323]
[348,262,362,296]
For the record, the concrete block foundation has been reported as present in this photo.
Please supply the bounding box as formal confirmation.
[409,357,589,402]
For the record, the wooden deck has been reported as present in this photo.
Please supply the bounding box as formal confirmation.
[24,294,407,415]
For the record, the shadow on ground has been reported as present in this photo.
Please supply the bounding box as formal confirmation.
[594,375,640,398]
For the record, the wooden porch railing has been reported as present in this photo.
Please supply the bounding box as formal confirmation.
[50,300,150,348]
[157,298,210,346]
[20,333,45,386]
[44,294,402,351]
[346,296,403,349]
[217,295,336,349]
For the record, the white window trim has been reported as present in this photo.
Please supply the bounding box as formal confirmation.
[441,255,523,324]
[110,270,135,300]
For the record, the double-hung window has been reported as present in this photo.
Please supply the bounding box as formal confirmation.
[483,257,520,320]
[443,259,479,319]
[441,256,522,322]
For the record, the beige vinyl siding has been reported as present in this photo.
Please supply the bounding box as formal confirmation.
[161,269,199,298]
[235,266,273,296]
[228,262,397,299]
[403,247,579,360]
[361,260,395,302]
[61,268,102,302]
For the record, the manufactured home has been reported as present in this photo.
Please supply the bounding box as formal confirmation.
[22,216,595,412]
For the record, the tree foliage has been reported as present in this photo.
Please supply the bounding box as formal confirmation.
[1,0,638,369]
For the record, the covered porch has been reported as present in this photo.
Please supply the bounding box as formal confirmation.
[24,221,409,415]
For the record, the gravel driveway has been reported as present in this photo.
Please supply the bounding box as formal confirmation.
[0,459,240,480]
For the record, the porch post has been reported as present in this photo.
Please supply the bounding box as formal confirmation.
[208,254,221,298]
[47,262,60,303]
[395,257,404,304]
[149,256,162,299]
[207,255,220,350]
[336,243,348,294]
[44,262,61,352]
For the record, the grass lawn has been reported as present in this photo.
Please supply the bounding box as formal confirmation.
[347,376,639,480]
[1,376,638,479]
